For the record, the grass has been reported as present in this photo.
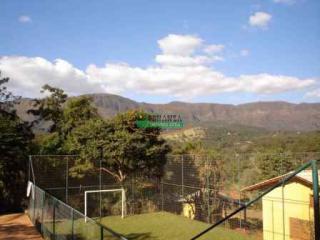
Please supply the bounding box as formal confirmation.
[99,211,254,240]
[51,211,255,240]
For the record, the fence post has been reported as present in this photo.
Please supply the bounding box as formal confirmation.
[281,184,285,240]
[30,155,36,185]
[71,209,75,240]
[161,180,164,211]
[206,155,210,223]
[99,147,103,220]
[181,155,184,198]
[41,191,45,235]
[100,225,104,240]
[28,155,31,183]
[280,153,286,240]
[33,186,36,225]
[53,199,56,240]
[132,176,135,214]
[312,160,320,240]
[272,200,275,240]
[237,153,242,229]
[66,157,69,204]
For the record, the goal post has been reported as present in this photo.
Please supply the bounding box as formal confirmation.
[84,188,126,222]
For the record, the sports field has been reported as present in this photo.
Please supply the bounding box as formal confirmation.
[51,211,255,239]
[99,212,254,240]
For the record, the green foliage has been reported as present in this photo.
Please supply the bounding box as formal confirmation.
[257,151,294,180]
[28,84,68,132]
[172,141,205,154]
[33,132,63,154]
[0,74,33,212]
[62,96,98,136]
[31,92,171,183]
[251,131,320,153]
[32,93,99,154]
[169,122,320,191]
[65,118,111,177]
[0,72,20,112]
[67,110,171,182]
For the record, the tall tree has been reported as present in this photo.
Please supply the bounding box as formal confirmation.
[28,84,67,132]
[62,96,98,137]
[258,151,293,180]
[0,74,33,213]
[67,110,171,183]
[0,71,20,112]
[29,87,99,154]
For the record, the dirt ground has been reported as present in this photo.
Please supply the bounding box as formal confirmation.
[0,213,43,240]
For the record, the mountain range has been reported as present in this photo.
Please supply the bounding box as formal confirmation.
[14,93,320,132]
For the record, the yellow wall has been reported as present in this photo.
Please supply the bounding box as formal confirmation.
[262,182,313,240]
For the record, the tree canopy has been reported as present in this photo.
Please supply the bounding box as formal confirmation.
[66,110,171,182]
[29,88,171,183]
[28,84,68,132]
[0,74,33,213]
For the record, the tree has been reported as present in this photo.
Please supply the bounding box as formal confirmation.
[61,96,98,137]
[258,151,293,180]
[0,71,20,112]
[67,110,171,183]
[65,118,112,177]
[172,141,205,155]
[0,74,33,213]
[32,132,62,155]
[28,84,67,132]
[30,89,98,154]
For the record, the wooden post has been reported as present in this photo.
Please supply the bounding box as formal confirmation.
[312,160,320,240]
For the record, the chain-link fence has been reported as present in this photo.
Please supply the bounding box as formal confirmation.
[28,152,320,239]
[28,183,127,240]
[192,159,320,240]
[28,155,127,240]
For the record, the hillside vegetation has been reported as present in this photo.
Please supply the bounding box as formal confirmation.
[13,93,320,132]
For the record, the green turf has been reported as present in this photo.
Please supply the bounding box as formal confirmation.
[100,212,254,240]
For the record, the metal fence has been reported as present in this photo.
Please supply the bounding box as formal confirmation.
[28,152,320,240]
[28,179,127,239]
[191,159,320,240]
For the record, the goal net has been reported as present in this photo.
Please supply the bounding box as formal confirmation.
[84,188,126,222]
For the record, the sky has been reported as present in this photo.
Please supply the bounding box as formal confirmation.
[0,0,319,104]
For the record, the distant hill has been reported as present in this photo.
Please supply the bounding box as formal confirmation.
[13,93,320,132]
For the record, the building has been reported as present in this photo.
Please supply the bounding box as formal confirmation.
[242,170,319,240]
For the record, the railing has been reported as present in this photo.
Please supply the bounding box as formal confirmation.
[28,154,320,239]
[28,184,128,240]
[190,159,320,240]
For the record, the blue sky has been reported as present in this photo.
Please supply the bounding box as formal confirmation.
[0,0,319,104]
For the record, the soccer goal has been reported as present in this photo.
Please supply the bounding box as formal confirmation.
[84,188,126,222]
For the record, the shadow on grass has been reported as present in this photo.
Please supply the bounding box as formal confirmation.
[225,217,262,230]
[125,232,157,240]
[36,220,153,240]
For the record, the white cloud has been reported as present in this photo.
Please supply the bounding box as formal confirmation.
[155,54,212,66]
[306,89,320,98]
[157,34,203,56]
[18,15,32,23]
[240,49,250,57]
[273,0,296,4]
[0,56,100,97]
[0,34,316,99]
[249,12,272,28]
[234,74,314,94]
[204,44,225,54]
